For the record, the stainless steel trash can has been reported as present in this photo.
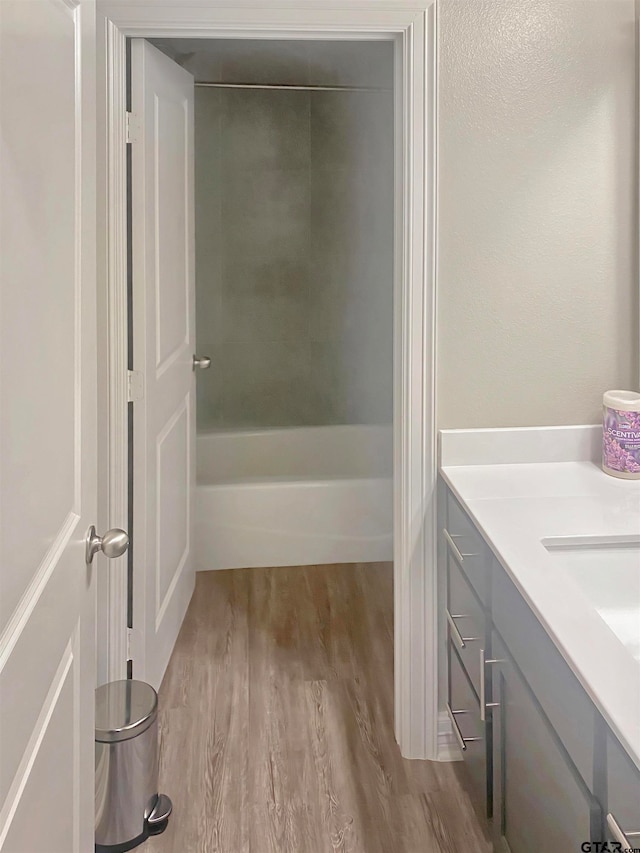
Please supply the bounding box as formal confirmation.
[95,680,172,853]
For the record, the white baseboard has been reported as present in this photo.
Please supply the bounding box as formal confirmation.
[436,710,462,761]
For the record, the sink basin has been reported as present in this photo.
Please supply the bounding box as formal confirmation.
[543,536,640,660]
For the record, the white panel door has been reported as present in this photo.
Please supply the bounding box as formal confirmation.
[0,1,97,851]
[131,40,195,691]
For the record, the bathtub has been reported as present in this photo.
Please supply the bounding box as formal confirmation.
[195,425,393,571]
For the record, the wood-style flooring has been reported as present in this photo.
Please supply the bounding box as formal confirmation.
[144,563,491,853]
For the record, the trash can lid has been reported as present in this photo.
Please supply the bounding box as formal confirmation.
[95,680,158,743]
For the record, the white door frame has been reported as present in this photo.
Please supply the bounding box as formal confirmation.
[97,0,439,760]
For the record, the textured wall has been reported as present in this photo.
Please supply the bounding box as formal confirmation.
[438,0,638,428]
[190,42,394,430]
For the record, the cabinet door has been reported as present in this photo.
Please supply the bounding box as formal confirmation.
[605,729,640,847]
[492,559,596,787]
[492,634,601,852]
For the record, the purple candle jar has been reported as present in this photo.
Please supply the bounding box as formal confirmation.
[602,390,640,479]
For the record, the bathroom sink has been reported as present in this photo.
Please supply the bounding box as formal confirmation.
[542,536,640,660]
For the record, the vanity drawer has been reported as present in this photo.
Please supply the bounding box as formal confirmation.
[445,491,489,604]
[447,552,487,698]
[492,559,597,789]
[605,730,640,846]
[448,646,491,820]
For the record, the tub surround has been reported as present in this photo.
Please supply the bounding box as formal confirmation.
[191,42,394,431]
[440,425,640,768]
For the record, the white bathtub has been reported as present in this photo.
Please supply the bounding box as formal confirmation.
[195,425,393,571]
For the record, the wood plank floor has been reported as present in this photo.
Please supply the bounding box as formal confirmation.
[144,563,491,853]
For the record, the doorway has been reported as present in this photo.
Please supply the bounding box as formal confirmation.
[128,31,396,697]
[159,37,394,572]
[98,1,437,761]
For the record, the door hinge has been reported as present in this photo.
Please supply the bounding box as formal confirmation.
[125,111,139,144]
[126,627,141,662]
[127,370,144,402]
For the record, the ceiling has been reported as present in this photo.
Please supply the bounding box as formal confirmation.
[149,38,394,88]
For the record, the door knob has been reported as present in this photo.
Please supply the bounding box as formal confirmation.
[192,355,211,370]
[85,526,129,565]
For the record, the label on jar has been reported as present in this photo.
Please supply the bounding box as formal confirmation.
[603,406,640,474]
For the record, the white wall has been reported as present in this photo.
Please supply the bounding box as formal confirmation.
[438,0,639,429]
[194,82,394,430]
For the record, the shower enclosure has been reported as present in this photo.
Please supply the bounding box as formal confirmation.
[152,38,395,570]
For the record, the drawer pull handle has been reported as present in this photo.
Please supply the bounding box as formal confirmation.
[443,529,478,564]
[607,813,640,846]
[479,648,503,721]
[446,703,482,753]
[447,610,481,650]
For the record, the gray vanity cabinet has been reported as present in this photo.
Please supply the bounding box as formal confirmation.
[440,480,639,853]
[491,633,602,852]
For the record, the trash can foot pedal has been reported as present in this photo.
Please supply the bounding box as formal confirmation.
[147,793,172,827]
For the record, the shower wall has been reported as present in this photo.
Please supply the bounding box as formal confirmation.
[191,42,394,430]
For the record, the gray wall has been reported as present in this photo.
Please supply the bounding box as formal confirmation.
[190,42,394,430]
[437,0,639,429]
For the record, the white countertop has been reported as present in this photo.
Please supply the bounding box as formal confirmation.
[440,457,640,769]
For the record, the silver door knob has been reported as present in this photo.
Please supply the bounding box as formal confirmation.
[85,525,129,565]
[192,354,211,370]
